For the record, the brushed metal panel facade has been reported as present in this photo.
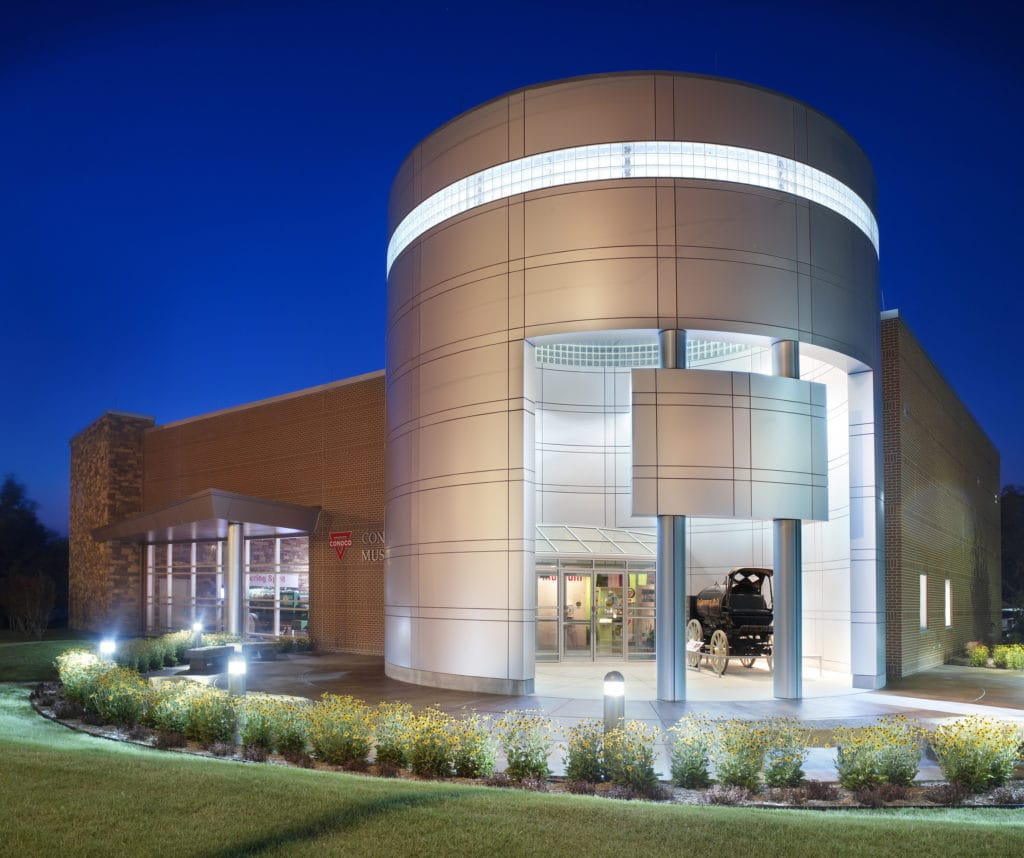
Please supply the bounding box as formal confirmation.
[632,368,828,520]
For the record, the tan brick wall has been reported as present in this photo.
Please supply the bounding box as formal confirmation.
[69,412,153,634]
[882,315,1000,678]
[141,373,386,654]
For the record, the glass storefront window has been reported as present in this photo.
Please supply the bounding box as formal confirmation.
[144,534,309,637]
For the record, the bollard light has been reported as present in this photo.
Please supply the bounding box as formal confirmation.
[99,638,116,658]
[603,670,625,733]
[227,653,247,697]
[191,621,203,648]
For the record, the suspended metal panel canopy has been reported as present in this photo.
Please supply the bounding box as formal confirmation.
[92,488,321,543]
[535,524,656,559]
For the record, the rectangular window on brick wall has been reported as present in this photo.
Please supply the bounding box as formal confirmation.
[944,578,952,627]
[919,574,928,630]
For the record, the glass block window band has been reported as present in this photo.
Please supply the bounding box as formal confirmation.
[387,141,879,274]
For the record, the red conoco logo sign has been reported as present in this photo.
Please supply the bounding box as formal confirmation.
[329,531,353,561]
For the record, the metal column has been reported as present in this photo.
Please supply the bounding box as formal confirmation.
[772,339,802,699]
[225,522,245,637]
[656,329,687,701]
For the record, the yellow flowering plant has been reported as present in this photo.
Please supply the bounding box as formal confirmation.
[710,719,766,791]
[373,702,414,767]
[930,717,1022,792]
[604,720,660,791]
[408,706,455,777]
[668,715,712,789]
[495,710,554,780]
[563,719,606,783]
[451,712,497,778]
[91,666,150,726]
[307,694,373,765]
[55,649,110,706]
[834,716,924,789]
[762,717,810,788]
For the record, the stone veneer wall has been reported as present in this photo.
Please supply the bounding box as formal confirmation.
[69,412,154,634]
[882,313,1001,678]
[141,372,386,654]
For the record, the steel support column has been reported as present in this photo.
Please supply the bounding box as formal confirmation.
[772,339,802,699]
[656,329,687,701]
[225,521,245,637]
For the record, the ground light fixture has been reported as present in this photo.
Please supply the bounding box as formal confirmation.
[603,670,625,732]
[191,621,203,648]
[99,639,116,659]
[227,650,247,698]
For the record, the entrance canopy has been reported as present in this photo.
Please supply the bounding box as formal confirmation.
[535,525,656,558]
[92,488,321,543]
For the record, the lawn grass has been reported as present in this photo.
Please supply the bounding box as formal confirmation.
[0,636,94,682]
[1,686,1021,857]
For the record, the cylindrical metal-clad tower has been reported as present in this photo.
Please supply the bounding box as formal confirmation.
[385,72,883,696]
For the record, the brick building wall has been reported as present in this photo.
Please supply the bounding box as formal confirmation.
[69,411,154,634]
[882,313,1000,678]
[141,371,386,654]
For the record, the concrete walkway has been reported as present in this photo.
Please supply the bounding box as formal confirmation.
[193,653,1024,780]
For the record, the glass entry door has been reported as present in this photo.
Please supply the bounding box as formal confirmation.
[594,572,624,658]
[562,573,592,657]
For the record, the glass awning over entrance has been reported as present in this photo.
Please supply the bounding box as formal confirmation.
[535,524,656,558]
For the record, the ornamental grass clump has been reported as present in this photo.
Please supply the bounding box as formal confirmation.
[308,694,373,765]
[451,713,497,778]
[563,720,606,784]
[604,720,660,792]
[91,666,150,726]
[834,716,924,790]
[762,717,810,788]
[184,686,238,745]
[668,715,712,789]
[930,716,1022,792]
[496,710,554,780]
[408,707,455,778]
[711,719,766,791]
[373,702,414,767]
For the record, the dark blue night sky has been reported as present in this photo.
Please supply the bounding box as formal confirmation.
[2,0,1021,533]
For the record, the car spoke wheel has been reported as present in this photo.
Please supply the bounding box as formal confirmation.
[740,657,755,668]
[686,619,703,668]
[766,634,774,672]
[709,629,729,675]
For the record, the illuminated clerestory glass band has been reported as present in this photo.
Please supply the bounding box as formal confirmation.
[387,141,879,274]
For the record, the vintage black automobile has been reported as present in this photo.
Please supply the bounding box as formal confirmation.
[686,567,773,675]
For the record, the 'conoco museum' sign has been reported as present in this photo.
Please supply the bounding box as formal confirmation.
[330,530,384,562]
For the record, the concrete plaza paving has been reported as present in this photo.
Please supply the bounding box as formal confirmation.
[202,653,1024,780]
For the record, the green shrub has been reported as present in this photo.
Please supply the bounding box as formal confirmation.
[563,720,606,784]
[604,720,660,791]
[968,643,990,667]
[451,713,497,778]
[931,717,1022,792]
[274,699,310,755]
[762,718,809,788]
[184,686,237,745]
[496,710,554,780]
[92,667,150,725]
[992,645,1010,669]
[834,717,923,789]
[55,649,113,707]
[201,633,242,647]
[373,702,414,767]
[307,694,372,765]
[668,716,712,789]
[711,720,765,791]
[164,631,193,665]
[408,707,455,778]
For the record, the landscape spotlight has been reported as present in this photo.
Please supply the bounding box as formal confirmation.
[99,639,116,658]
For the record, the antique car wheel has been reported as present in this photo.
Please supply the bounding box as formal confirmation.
[740,657,755,668]
[766,634,774,672]
[686,619,703,668]
[709,629,729,675]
